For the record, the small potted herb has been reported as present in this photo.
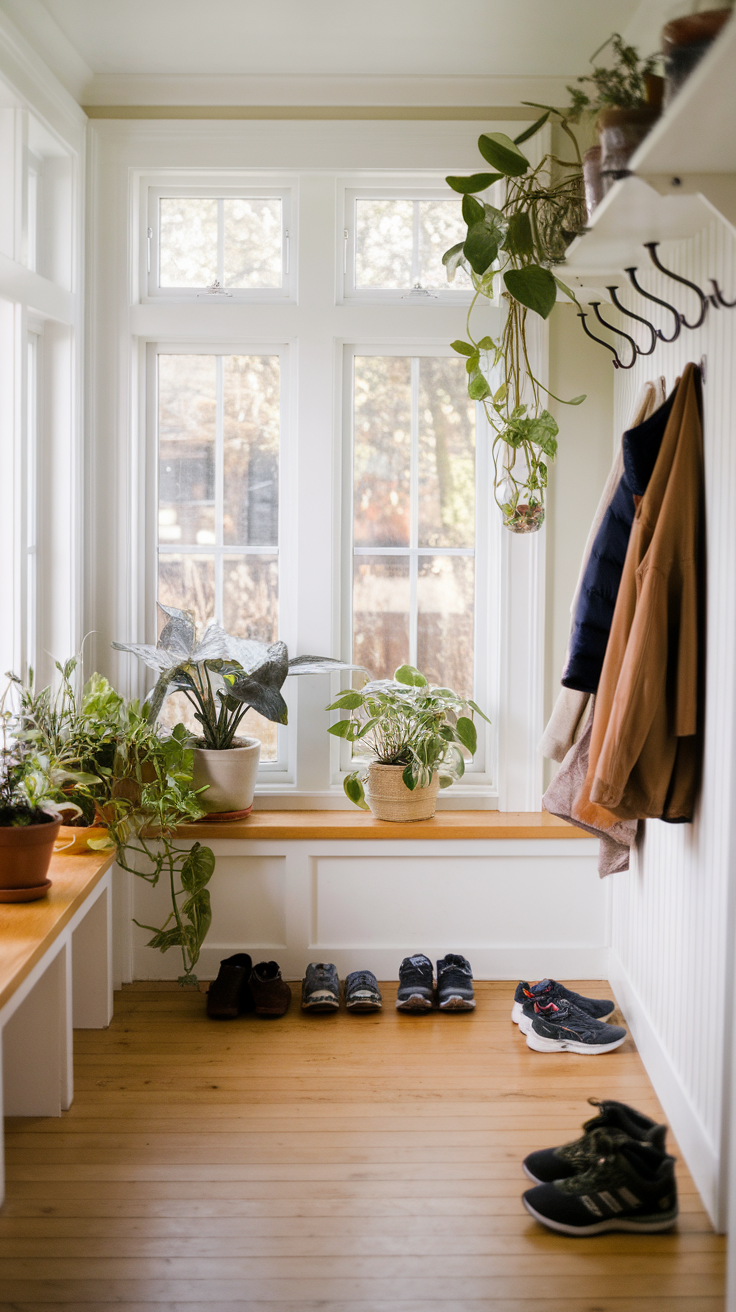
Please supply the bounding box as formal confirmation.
[567,34,664,211]
[327,665,490,821]
[0,675,78,900]
[114,603,359,816]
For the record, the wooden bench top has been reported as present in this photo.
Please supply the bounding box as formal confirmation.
[179,809,591,842]
[0,850,116,1013]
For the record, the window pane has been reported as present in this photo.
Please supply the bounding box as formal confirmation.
[223,554,279,762]
[354,356,411,548]
[159,198,217,287]
[223,198,282,289]
[417,556,474,697]
[417,200,470,290]
[418,357,476,548]
[158,355,216,546]
[223,355,280,546]
[158,554,215,633]
[355,199,413,288]
[353,555,410,682]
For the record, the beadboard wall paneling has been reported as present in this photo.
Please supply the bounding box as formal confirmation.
[606,218,736,1228]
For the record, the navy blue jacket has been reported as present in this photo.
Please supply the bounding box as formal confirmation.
[561,387,677,695]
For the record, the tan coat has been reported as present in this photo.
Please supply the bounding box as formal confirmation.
[573,363,704,823]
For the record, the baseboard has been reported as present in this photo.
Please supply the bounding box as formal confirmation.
[609,949,722,1230]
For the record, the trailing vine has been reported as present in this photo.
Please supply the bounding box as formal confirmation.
[443,108,586,532]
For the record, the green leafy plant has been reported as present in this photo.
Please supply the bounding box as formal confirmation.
[114,603,361,747]
[566,33,658,118]
[327,664,490,809]
[444,113,586,532]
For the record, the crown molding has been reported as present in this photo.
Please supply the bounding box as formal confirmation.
[0,7,86,141]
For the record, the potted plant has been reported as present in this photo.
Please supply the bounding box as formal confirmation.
[114,603,360,816]
[566,34,663,209]
[327,664,490,821]
[0,675,78,901]
[442,111,586,531]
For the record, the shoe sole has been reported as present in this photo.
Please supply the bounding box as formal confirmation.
[346,1001,382,1011]
[522,1162,546,1185]
[511,1000,523,1024]
[302,1001,340,1011]
[526,1029,626,1055]
[522,1194,678,1235]
[396,994,434,1011]
[438,995,476,1010]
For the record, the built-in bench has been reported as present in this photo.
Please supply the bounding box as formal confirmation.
[0,848,116,1203]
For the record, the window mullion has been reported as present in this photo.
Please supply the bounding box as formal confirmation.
[409,356,419,666]
[215,355,224,624]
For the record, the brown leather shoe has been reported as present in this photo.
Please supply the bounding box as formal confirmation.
[206,953,253,1019]
[251,961,292,1016]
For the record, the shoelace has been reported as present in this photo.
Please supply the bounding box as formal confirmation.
[401,962,432,988]
[349,972,376,991]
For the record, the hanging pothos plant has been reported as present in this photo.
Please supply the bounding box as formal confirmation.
[443,108,587,532]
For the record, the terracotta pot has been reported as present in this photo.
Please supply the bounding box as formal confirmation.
[58,825,111,854]
[191,737,261,815]
[597,106,661,189]
[583,146,604,219]
[663,9,731,106]
[0,815,62,899]
[364,763,440,822]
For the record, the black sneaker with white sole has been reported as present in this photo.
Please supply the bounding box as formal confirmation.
[396,954,434,1011]
[523,1101,668,1185]
[527,998,627,1055]
[345,970,382,1012]
[522,1135,678,1235]
[512,978,615,1025]
[436,954,475,1010]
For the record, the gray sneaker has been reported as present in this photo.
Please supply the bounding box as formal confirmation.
[302,961,340,1012]
[345,970,382,1012]
[437,954,476,1010]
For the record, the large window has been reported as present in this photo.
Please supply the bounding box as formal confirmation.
[143,171,499,800]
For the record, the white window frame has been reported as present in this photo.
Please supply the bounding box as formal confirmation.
[337,180,500,306]
[144,182,296,303]
[337,340,497,789]
[145,338,297,780]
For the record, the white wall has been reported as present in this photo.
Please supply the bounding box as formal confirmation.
[606,217,736,1229]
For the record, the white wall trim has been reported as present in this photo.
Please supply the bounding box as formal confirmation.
[609,947,721,1230]
[0,8,86,140]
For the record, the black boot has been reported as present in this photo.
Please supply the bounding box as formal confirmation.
[206,953,253,1019]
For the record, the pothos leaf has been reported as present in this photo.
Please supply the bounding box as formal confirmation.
[446,172,503,194]
[477,132,529,177]
[503,264,557,320]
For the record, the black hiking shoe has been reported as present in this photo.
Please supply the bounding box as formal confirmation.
[206,953,253,1019]
[522,1135,678,1235]
[345,970,382,1012]
[436,954,475,1011]
[512,978,615,1025]
[396,954,434,1011]
[523,1099,668,1185]
[527,998,627,1055]
[301,962,340,1012]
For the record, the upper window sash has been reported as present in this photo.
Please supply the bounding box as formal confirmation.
[338,185,478,306]
[144,186,296,303]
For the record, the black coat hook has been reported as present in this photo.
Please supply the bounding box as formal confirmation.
[625,266,681,342]
[710,278,736,309]
[606,285,658,355]
[577,310,623,367]
[644,241,709,330]
[590,302,638,369]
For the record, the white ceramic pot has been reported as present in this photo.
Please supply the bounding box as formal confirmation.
[192,737,261,815]
[364,762,440,822]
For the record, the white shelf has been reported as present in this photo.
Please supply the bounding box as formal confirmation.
[562,14,736,276]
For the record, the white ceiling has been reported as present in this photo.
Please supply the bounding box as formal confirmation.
[0,0,685,105]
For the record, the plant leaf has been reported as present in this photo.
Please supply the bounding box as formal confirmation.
[446,172,503,194]
[463,221,499,276]
[402,763,417,791]
[467,699,492,725]
[442,241,467,283]
[468,369,491,401]
[344,773,369,810]
[462,194,484,226]
[450,340,476,357]
[513,110,550,145]
[503,211,534,258]
[394,664,427,687]
[477,132,529,177]
[503,265,557,319]
[327,718,354,739]
[325,690,364,710]
[180,842,215,894]
[455,716,478,755]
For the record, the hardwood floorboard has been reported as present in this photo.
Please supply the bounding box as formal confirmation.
[0,981,725,1309]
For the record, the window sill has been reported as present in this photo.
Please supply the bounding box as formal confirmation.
[177,810,589,841]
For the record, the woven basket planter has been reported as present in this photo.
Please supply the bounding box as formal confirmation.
[364,763,440,822]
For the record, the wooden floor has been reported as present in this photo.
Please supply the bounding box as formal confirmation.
[0,979,726,1311]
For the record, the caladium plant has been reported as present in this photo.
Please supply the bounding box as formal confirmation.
[113,604,363,749]
[326,664,491,809]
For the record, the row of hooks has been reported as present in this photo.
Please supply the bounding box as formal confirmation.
[577,241,736,369]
